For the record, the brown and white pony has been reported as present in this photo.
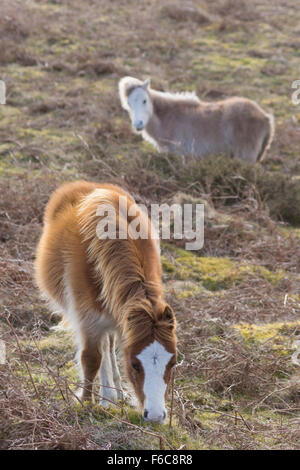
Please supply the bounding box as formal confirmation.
[119,76,275,164]
[35,181,177,423]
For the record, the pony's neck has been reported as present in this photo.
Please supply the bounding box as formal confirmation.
[145,98,161,139]
[99,240,163,328]
[145,89,189,145]
[121,286,166,350]
[148,89,174,118]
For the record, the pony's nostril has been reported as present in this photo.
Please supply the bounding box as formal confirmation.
[162,411,166,420]
[143,410,148,419]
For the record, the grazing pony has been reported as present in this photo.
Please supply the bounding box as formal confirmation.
[35,181,177,423]
[119,76,275,164]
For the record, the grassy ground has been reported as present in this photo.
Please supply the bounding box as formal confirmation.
[0,0,299,450]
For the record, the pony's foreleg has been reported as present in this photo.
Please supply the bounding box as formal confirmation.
[80,337,102,402]
[99,333,118,406]
[181,153,187,165]
[109,333,123,400]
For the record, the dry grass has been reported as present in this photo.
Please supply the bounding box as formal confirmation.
[0,315,179,450]
[168,300,300,449]
[160,3,214,24]
[0,370,101,450]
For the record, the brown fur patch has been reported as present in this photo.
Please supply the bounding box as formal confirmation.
[35,180,177,406]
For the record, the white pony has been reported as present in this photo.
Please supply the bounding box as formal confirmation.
[119,76,274,164]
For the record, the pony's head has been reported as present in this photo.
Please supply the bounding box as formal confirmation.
[123,301,177,423]
[119,76,153,131]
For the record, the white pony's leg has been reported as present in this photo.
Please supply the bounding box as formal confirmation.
[99,333,118,407]
[109,333,123,400]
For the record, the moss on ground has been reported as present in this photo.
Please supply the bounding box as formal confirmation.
[162,244,285,291]
[232,322,300,352]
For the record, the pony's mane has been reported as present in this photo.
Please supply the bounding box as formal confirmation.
[77,188,172,348]
[118,76,201,112]
[150,89,200,108]
[119,76,145,111]
[122,299,177,349]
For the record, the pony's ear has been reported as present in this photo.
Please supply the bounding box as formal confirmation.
[163,304,176,329]
[142,78,151,90]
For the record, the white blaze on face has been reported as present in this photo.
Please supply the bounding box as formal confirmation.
[137,340,173,423]
[127,87,152,131]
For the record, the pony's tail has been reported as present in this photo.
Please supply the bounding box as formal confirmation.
[257,113,275,163]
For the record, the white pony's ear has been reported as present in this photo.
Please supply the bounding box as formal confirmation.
[142,78,151,90]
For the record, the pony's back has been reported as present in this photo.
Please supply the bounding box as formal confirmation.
[43,180,130,224]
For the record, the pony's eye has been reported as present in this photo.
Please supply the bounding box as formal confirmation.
[132,362,140,372]
[143,99,146,104]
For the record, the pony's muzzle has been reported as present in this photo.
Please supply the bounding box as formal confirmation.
[134,120,144,131]
[143,409,167,424]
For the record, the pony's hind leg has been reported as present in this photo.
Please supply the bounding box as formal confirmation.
[109,333,123,400]
[99,333,118,407]
[234,140,262,164]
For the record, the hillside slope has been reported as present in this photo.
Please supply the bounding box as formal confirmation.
[0,0,299,449]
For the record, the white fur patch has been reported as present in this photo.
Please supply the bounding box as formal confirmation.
[99,334,118,406]
[137,340,173,422]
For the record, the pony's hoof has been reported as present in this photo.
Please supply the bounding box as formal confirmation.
[117,389,128,402]
[74,388,93,405]
[100,387,118,406]
[100,399,111,408]
[116,388,124,401]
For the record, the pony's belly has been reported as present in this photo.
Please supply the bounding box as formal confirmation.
[63,277,117,337]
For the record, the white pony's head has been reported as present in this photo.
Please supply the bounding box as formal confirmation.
[119,76,153,131]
